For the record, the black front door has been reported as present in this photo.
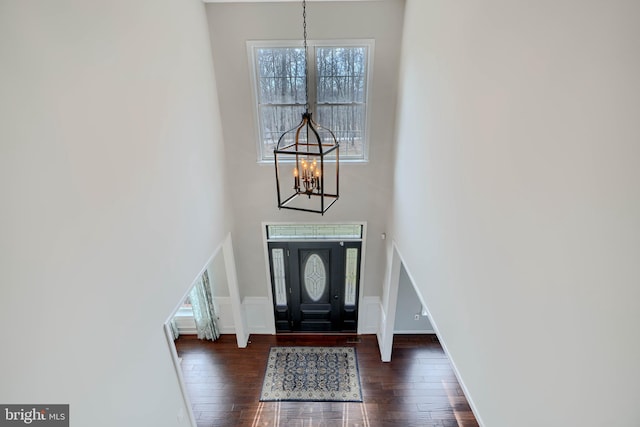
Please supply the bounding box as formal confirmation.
[268,241,361,332]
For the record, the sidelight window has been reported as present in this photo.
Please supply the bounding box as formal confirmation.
[271,248,287,306]
[344,248,359,306]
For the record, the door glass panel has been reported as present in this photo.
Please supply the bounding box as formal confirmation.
[271,248,287,306]
[344,248,358,306]
[303,253,327,302]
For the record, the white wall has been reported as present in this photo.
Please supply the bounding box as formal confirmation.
[394,264,433,333]
[390,1,640,426]
[211,247,230,297]
[0,1,231,426]
[205,1,404,300]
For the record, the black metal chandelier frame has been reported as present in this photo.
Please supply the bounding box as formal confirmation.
[274,112,340,214]
[273,0,340,215]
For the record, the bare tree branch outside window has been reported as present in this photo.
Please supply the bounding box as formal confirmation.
[254,42,370,161]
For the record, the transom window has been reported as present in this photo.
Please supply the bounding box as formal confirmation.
[248,40,373,163]
[266,223,363,241]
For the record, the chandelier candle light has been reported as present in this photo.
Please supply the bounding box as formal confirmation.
[297,158,320,193]
[273,0,340,215]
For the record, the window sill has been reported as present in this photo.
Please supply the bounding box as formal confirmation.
[174,306,194,317]
[258,159,369,165]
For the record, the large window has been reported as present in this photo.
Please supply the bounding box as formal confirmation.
[248,40,373,162]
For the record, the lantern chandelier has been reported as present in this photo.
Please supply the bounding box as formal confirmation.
[273,0,340,215]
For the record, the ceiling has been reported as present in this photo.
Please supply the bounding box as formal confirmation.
[204,0,384,3]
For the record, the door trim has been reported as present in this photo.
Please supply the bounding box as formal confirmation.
[262,221,368,334]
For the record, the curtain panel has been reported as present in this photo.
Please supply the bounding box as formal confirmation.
[189,269,221,341]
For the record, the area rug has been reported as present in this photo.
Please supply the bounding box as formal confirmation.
[260,346,363,402]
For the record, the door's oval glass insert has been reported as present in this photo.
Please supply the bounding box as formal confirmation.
[304,253,326,302]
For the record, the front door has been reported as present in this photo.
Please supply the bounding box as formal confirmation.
[268,241,361,332]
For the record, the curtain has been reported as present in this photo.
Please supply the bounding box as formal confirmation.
[189,269,220,341]
[170,318,180,340]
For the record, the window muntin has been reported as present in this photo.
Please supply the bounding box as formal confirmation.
[249,40,373,163]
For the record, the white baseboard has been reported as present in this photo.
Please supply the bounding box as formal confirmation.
[242,296,275,334]
[174,315,197,335]
[394,329,435,334]
[377,309,386,356]
[359,296,381,334]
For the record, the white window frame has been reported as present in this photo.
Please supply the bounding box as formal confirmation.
[247,39,374,164]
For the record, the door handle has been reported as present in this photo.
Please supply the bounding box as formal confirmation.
[334,295,339,300]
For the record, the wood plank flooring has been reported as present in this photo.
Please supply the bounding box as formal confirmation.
[175,334,479,427]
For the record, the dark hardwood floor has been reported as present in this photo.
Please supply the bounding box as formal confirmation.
[175,334,479,427]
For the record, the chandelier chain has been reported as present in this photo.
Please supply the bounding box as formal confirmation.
[303,0,309,111]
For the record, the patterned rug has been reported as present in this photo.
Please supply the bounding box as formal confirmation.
[260,346,363,402]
